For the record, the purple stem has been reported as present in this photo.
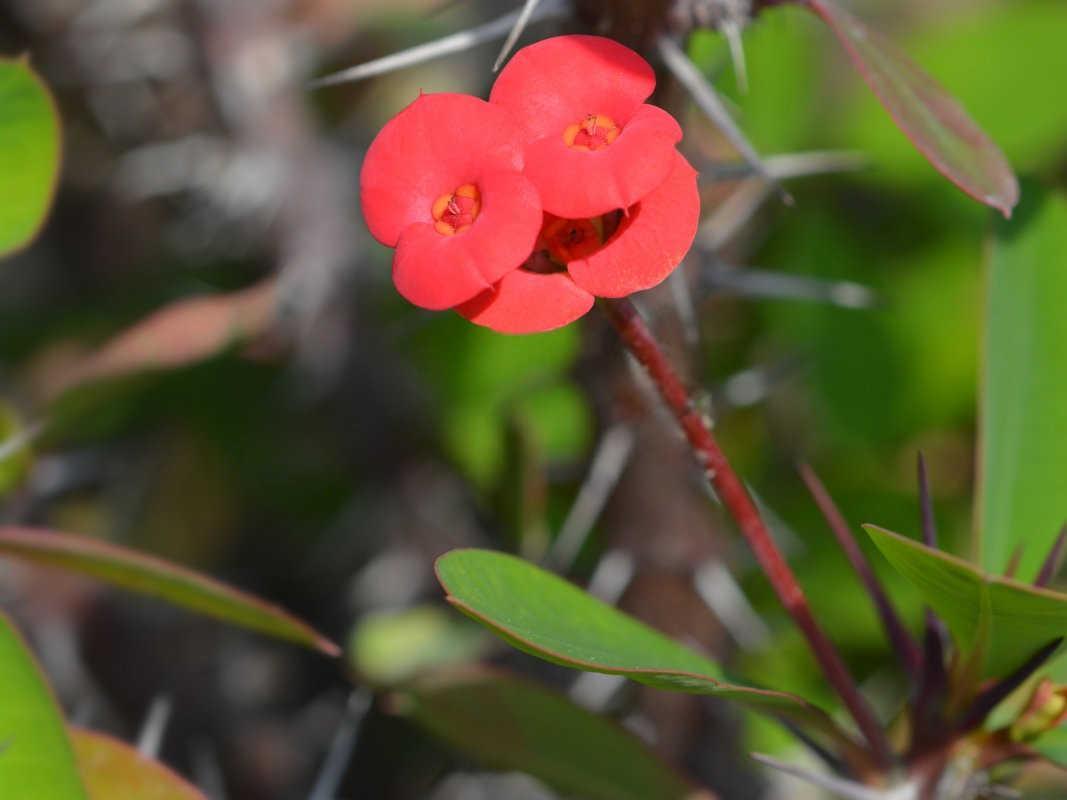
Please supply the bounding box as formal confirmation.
[957,638,1063,731]
[1034,524,1067,588]
[798,463,921,679]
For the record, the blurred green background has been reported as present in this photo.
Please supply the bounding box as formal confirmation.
[1,0,1066,797]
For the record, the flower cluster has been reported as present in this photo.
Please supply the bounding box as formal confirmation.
[360,35,699,334]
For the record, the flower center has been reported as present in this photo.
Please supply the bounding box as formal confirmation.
[541,215,604,262]
[562,114,620,151]
[431,184,481,236]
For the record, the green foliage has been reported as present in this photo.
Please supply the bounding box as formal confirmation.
[436,549,858,755]
[867,524,1067,678]
[978,187,1067,576]
[809,0,1017,215]
[842,2,1067,179]
[72,729,205,800]
[0,57,61,257]
[408,314,584,486]
[398,670,702,800]
[694,5,821,152]
[349,606,485,686]
[0,528,339,655]
[0,613,87,799]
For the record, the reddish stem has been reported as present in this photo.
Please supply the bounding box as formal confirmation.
[601,297,892,768]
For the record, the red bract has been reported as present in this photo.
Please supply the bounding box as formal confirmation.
[458,152,700,334]
[490,35,682,219]
[360,93,543,310]
[458,268,595,335]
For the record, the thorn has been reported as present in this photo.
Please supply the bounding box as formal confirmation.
[703,262,878,308]
[136,695,172,759]
[1004,544,1024,579]
[308,0,568,89]
[799,463,922,678]
[776,719,849,776]
[668,266,700,347]
[545,426,635,571]
[585,549,636,606]
[493,0,542,71]
[1034,524,1067,588]
[751,753,903,800]
[190,740,229,800]
[697,179,773,251]
[714,359,801,412]
[722,21,749,94]
[568,671,627,711]
[957,638,1064,731]
[308,690,373,800]
[703,150,868,183]
[654,34,790,204]
[917,453,938,548]
[693,559,772,650]
[0,420,44,464]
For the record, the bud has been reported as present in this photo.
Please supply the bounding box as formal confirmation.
[1009,680,1067,742]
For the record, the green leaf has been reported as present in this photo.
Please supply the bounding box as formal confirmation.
[978,188,1067,577]
[349,606,486,686]
[0,527,340,656]
[0,612,87,799]
[866,525,1067,677]
[435,549,860,757]
[397,669,705,800]
[71,728,205,800]
[1031,726,1067,769]
[840,2,1067,178]
[808,0,1018,216]
[0,57,61,257]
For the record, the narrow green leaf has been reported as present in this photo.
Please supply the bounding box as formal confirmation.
[398,669,707,800]
[866,525,1067,677]
[978,188,1067,576]
[435,549,860,756]
[0,527,340,657]
[0,57,61,257]
[0,612,87,799]
[71,728,205,800]
[808,0,1017,216]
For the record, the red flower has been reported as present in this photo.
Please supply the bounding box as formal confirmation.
[360,93,543,310]
[458,152,700,334]
[489,35,682,219]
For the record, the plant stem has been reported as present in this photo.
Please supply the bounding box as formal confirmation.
[600,296,893,768]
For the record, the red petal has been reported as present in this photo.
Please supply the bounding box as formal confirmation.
[393,171,542,310]
[490,35,655,139]
[360,93,526,246]
[567,152,699,298]
[523,105,682,219]
[457,270,594,334]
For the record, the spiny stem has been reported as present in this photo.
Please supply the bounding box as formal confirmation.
[600,297,892,768]
[799,463,922,679]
